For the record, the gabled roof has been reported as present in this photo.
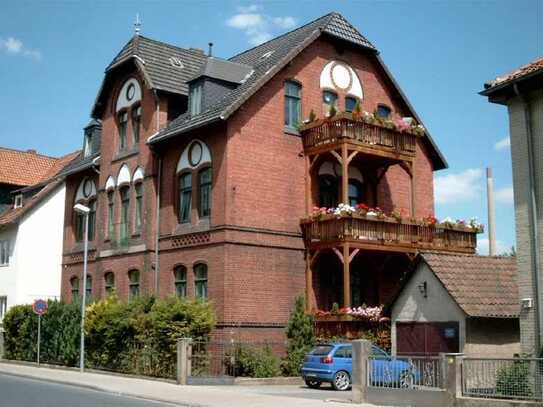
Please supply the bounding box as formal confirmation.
[92,35,209,117]
[481,56,543,95]
[418,252,519,318]
[0,150,80,228]
[147,12,447,170]
[0,147,67,187]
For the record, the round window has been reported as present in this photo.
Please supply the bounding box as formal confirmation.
[188,141,203,167]
[126,83,135,101]
[330,62,352,90]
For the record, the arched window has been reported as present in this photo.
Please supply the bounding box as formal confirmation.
[345,96,358,113]
[104,272,115,296]
[174,266,187,298]
[199,168,212,218]
[85,274,92,303]
[128,270,140,299]
[70,277,79,302]
[319,175,338,208]
[118,111,128,151]
[323,90,338,115]
[75,210,85,242]
[132,104,142,144]
[88,199,96,241]
[376,104,392,119]
[135,182,143,232]
[194,264,208,300]
[178,173,192,223]
[120,186,130,245]
[107,191,115,239]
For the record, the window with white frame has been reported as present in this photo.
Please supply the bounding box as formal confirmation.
[0,296,6,320]
[14,194,23,208]
[0,240,9,265]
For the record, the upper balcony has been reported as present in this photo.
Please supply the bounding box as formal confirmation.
[300,211,481,254]
[299,112,423,163]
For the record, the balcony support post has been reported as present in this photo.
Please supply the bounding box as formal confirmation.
[305,254,313,312]
[341,143,349,205]
[410,160,417,217]
[342,243,351,308]
[305,155,311,216]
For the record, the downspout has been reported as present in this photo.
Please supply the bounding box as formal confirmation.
[514,82,543,354]
[153,89,161,296]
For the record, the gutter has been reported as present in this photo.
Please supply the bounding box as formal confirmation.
[152,89,161,295]
[514,82,543,354]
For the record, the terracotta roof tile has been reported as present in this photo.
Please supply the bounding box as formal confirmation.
[420,252,519,318]
[485,56,543,90]
[0,147,58,186]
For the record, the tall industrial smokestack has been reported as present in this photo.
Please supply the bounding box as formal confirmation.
[486,167,497,256]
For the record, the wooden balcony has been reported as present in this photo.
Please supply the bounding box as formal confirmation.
[300,113,419,162]
[300,214,478,254]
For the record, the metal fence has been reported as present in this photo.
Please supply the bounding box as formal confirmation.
[367,355,444,389]
[190,340,287,377]
[462,357,543,401]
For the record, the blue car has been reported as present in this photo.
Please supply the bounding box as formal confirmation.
[301,343,417,391]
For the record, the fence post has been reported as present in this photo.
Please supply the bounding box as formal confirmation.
[352,339,371,404]
[443,353,464,407]
[0,327,4,359]
[177,338,192,385]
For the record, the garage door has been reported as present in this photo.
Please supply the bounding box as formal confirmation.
[396,322,459,355]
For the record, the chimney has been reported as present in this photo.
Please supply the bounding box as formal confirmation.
[27,149,37,154]
[208,42,214,57]
[486,167,497,256]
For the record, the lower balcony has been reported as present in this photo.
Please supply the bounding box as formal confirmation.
[300,213,480,254]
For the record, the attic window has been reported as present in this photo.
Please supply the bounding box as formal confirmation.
[14,194,23,209]
[169,57,184,68]
[260,51,274,60]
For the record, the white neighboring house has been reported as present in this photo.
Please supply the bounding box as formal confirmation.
[0,148,78,323]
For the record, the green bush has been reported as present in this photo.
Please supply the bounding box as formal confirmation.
[496,360,533,399]
[226,344,281,378]
[282,296,314,376]
[3,295,215,379]
[3,301,80,366]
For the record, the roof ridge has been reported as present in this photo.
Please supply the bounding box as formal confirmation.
[0,146,58,160]
[137,35,208,57]
[228,12,334,62]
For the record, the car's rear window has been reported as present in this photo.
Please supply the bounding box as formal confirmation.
[310,345,334,356]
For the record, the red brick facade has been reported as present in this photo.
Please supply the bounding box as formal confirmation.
[61,34,439,340]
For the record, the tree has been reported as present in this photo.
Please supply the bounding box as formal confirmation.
[282,296,315,376]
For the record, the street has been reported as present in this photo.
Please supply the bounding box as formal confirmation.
[0,373,180,407]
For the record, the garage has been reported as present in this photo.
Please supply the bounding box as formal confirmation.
[396,321,459,355]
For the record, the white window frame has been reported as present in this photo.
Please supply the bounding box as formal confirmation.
[0,296,6,320]
[0,241,9,266]
[14,194,23,208]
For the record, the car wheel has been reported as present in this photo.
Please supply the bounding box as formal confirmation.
[304,379,321,389]
[332,371,350,391]
[399,370,415,389]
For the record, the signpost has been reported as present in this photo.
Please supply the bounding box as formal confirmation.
[32,299,48,366]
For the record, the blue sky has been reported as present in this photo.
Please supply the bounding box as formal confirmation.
[1,0,541,254]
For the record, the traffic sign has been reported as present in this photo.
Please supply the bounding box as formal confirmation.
[32,299,48,316]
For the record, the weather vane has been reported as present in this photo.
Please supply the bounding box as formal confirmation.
[134,13,142,36]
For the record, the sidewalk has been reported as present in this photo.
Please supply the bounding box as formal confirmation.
[0,362,382,407]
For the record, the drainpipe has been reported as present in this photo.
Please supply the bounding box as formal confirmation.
[514,83,543,354]
[153,89,161,296]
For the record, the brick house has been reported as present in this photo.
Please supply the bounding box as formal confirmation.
[481,57,543,356]
[61,13,480,341]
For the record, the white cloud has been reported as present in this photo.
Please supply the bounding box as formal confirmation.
[226,6,297,46]
[495,186,514,205]
[434,168,483,205]
[0,36,41,60]
[272,16,297,29]
[477,238,511,256]
[494,137,510,151]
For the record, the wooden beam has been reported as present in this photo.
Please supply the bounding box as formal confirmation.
[330,150,342,164]
[332,247,343,264]
[305,254,314,313]
[349,248,360,264]
[305,156,311,216]
[309,154,320,170]
[347,150,359,165]
[343,243,351,308]
[341,143,348,204]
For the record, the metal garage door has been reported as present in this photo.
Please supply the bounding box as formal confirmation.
[397,322,459,355]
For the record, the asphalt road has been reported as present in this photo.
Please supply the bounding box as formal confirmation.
[0,373,181,407]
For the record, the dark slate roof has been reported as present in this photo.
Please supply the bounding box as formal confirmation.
[420,252,519,318]
[188,57,253,84]
[147,12,447,170]
[92,35,209,117]
[56,152,100,178]
[149,12,376,143]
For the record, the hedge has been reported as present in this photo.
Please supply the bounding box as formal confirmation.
[3,295,215,378]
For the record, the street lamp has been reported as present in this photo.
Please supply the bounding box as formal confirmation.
[74,203,90,373]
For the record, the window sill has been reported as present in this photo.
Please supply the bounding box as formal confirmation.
[284,126,300,136]
[112,148,139,162]
[173,218,211,236]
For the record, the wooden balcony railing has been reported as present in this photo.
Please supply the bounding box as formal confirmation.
[300,113,418,157]
[300,215,478,254]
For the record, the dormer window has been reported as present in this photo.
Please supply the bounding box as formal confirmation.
[132,105,142,144]
[189,83,203,116]
[118,111,128,151]
[14,194,23,209]
[83,132,92,158]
